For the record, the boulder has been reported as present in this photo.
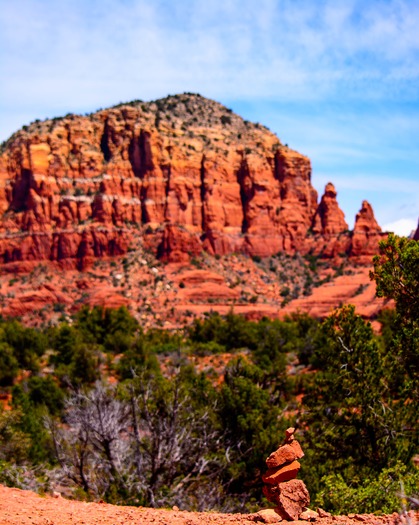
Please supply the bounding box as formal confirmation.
[263,484,280,504]
[276,479,310,521]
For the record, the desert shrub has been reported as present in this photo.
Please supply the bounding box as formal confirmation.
[188,312,258,351]
[10,387,54,463]
[0,409,31,464]
[48,323,83,366]
[215,357,293,510]
[117,337,161,380]
[0,342,19,386]
[371,234,419,401]
[25,376,64,415]
[316,462,419,514]
[188,340,226,356]
[301,305,417,501]
[76,305,139,347]
[143,328,183,355]
[0,320,46,372]
[0,278,416,515]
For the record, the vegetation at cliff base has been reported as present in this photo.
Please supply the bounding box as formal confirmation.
[0,235,418,514]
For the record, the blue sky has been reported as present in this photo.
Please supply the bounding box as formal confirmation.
[1,0,419,234]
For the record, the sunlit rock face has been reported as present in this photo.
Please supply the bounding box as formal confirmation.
[350,200,386,260]
[0,93,384,269]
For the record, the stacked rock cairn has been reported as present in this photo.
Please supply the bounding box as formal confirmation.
[262,427,310,521]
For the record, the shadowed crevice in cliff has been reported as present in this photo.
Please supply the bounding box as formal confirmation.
[129,130,154,179]
[139,185,148,225]
[236,157,252,234]
[163,163,172,223]
[275,154,288,202]
[129,130,157,224]
[3,247,23,263]
[100,120,112,162]
[200,155,207,240]
[273,149,282,183]
[9,168,32,212]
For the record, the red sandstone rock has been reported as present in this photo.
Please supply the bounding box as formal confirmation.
[262,460,301,485]
[266,441,304,469]
[317,508,332,518]
[158,224,202,262]
[309,183,351,258]
[300,509,319,521]
[86,287,130,310]
[2,287,71,317]
[181,282,240,301]
[350,201,387,259]
[262,428,310,521]
[284,428,295,442]
[263,484,280,504]
[0,94,384,270]
[275,479,310,521]
[312,183,348,235]
[255,508,283,523]
[353,201,381,234]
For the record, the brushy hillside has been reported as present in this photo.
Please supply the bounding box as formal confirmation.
[0,234,418,515]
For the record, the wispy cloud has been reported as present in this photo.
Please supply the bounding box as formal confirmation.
[1,0,418,234]
[2,0,419,120]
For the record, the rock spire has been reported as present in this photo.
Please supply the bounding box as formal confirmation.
[312,182,348,236]
[351,200,385,258]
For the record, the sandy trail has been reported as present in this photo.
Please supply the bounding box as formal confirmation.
[0,485,412,525]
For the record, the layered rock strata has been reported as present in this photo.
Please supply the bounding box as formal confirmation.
[0,94,385,269]
[262,428,310,521]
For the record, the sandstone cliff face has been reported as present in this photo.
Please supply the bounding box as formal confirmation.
[0,94,383,268]
[350,200,387,258]
[309,182,351,258]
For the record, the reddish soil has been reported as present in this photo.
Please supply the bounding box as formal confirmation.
[0,245,390,330]
[0,485,413,525]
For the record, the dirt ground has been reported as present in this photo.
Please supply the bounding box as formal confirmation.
[0,485,416,525]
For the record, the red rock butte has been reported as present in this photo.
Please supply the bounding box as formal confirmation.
[0,93,386,270]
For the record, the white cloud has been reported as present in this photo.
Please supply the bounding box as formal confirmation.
[0,0,418,240]
[383,218,418,236]
[2,0,419,118]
